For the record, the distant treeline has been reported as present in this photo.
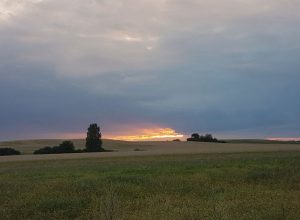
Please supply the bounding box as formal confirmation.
[187,133,226,143]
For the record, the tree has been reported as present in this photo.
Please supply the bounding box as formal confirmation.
[85,123,103,152]
[187,133,200,141]
[191,133,200,140]
[204,134,213,141]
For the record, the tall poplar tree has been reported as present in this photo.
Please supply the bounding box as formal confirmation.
[85,123,103,152]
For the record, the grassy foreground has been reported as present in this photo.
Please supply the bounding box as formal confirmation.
[0,152,300,219]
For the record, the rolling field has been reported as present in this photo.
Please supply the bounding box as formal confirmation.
[0,151,300,219]
[1,139,300,162]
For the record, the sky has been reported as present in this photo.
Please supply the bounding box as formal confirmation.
[0,0,300,141]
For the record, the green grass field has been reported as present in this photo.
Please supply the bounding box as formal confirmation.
[1,151,299,219]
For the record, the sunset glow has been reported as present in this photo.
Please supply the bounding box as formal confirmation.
[109,128,184,141]
[267,138,300,141]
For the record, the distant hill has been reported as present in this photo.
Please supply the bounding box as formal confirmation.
[225,139,300,144]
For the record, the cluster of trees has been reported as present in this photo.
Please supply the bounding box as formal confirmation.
[187,133,225,143]
[0,123,105,156]
[34,123,104,154]
[0,148,21,156]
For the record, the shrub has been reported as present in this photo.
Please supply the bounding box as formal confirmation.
[0,148,21,156]
[55,141,75,153]
[133,148,145,151]
[34,146,53,154]
[34,141,76,154]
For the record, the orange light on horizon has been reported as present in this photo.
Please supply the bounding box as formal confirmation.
[108,127,184,141]
[267,137,300,141]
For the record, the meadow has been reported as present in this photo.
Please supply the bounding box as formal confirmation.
[1,151,300,219]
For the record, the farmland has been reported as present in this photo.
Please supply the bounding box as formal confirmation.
[0,142,300,219]
[1,139,300,162]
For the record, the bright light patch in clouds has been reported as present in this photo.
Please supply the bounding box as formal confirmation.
[0,0,43,21]
[123,35,142,42]
[109,128,184,141]
[0,1,22,20]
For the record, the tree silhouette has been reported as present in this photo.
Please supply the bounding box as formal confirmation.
[191,133,200,140]
[55,141,75,153]
[187,133,225,143]
[85,123,103,152]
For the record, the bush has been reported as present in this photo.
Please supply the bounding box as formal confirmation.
[133,148,145,151]
[34,146,53,154]
[34,141,76,154]
[0,148,21,156]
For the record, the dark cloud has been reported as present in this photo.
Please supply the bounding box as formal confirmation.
[0,0,299,140]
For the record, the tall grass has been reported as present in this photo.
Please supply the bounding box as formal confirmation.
[0,152,299,219]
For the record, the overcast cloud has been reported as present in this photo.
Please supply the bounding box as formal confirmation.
[0,0,300,140]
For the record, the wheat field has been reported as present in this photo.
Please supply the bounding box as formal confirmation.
[1,139,300,162]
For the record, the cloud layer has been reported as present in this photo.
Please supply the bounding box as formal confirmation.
[0,0,300,140]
